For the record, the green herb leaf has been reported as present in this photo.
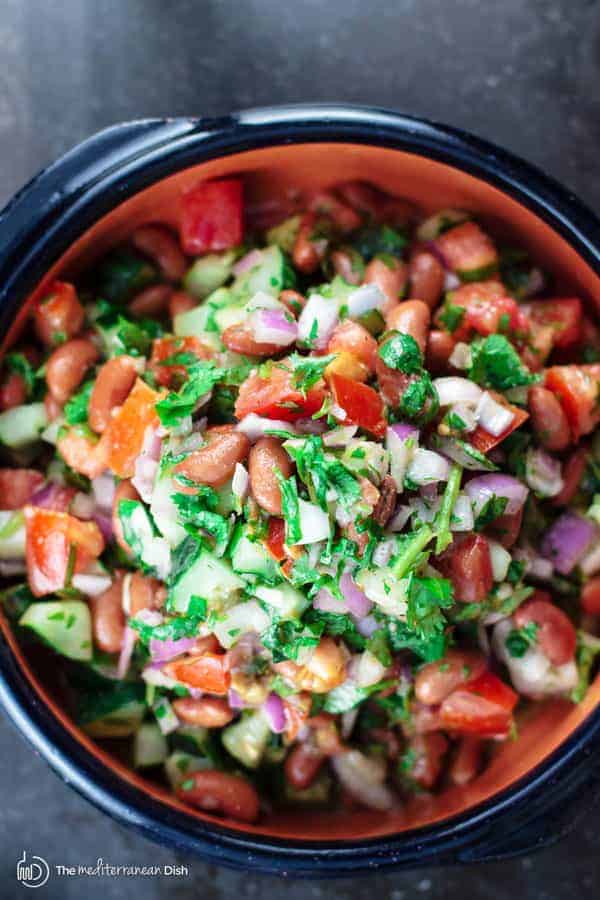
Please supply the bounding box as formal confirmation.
[469,334,538,391]
[156,360,225,427]
[378,332,423,374]
[474,494,508,531]
[64,380,94,425]
[438,303,465,334]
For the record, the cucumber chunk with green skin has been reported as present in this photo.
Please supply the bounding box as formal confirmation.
[266,216,301,253]
[173,287,232,350]
[416,209,470,242]
[0,511,26,559]
[173,724,209,754]
[184,251,236,299]
[150,473,187,548]
[0,403,47,448]
[230,526,281,582]
[164,751,212,791]
[254,583,308,619]
[19,601,93,661]
[118,499,171,580]
[133,722,169,768]
[232,246,294,298]
[169,547,244,614]
[221,710,271,769]
[71,669,146,736]
[457,262,500,283]
[84,699,146,738]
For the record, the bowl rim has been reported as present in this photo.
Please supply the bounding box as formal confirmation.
[0,103,599,875]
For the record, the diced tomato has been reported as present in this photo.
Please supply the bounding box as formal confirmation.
[520,320,555,372]
[435,222,499,277]
[545,364,600,441]
[436,533,493,603]
[577,316,600,362]
[527,298,582,350]
[442,281,528,342]
[234,363,326,422]
[0,469,44,509]
[167,653,230,695]
[33,281,85,346]
[440,670,518,738]
[514,591,577,666]
[582,576,600,615]
[180,178,243,255]
[283,697,311,742]
[0,372,27,411]
[265,517,286,561]
[24,506,105,597]
[58,428,109,480]
[469,392,529,453]
[552,445,588,507]
[99,379,161,477]
[486,506,524,549]
[149,335,212,388]
[327,320,379,373]
[328,373,386,438]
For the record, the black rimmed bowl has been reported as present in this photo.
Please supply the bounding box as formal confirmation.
[0,104,599,876]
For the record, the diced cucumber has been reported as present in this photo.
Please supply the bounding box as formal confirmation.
[357,308,385,336]
[150,472,187,548]
[221,710,271,769]
[70,666,146,736]
[174,724,209,754]
[118,499,171,580]
[212,302,247,332]
[0,403,47,448]
[416,209,470,242]
[0,511,26,559]
[457,262,499,283]
[184,251,236,299]
[230,526,280,582]
[173,288,233,350]
[164,751,212,791]
[133,722,168,768]
[213,600,270,649]
[214,480,237,516]
[19,601,93,661]
[283,771,332,806]
[255,583,308,619]
[232,246,293,298]
[84,699,146,738]
[169,547,244,614]
[266,216,301,253]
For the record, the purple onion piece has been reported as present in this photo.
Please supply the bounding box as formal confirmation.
[389,423,419,441]
[464,474,529,517]
[93,511,114,542]
[540,512,597,575]
[117,627,137,679]
[314,588,348,613]
[355,615,379,638]
[340,572,372,618]
[149,635,199,664]
[228,689,246,710]
[262,692,286,733]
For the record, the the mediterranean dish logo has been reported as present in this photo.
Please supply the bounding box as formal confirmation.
[16,851,189,886]
[16,852,50,889]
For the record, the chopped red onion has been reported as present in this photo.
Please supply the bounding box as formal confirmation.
[297,294,340,349]
[476,391,515,437]
[346,283,386,317]
[232,248,263,276]
[331,751,394,811]
[406,448,450,485]
[250,308,298,346]
[525,448,563,498]
[355,615,380,638]
[71,491,96,519]
[228,689,246,710]
[386,426,418,491]
[237,413,297,442]
[424,239,450,270]
[71,573,112,596]
[133,608,164,627]
[387,504,413,532]
[433,377,482,407]
[372,538,398,567]
[30,482,75,512]
[132,455,159,504]
[149,635,199,664]
[465,474,529,517]
[92,511,113,542]
[389,423,419,441]
[294,417,328,435]
[91,474,116,511]
[262,692,286,733]
[448,342,472,370]
[314,587,346,613]
[117,627,136,679]
[444,271,461,291]
[232,462,249,499]
[340,571,372,618]
[541,512,597,575]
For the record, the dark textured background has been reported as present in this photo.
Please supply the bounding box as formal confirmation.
[1,0,599,897]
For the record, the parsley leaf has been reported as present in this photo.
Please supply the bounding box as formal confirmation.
[130,609,206,645]
[155,360,225,427]
[64,380,94,425]
[474,494,508,531]
[506,622,538,658]
[261,619,323,663]
[304,608,366,652]
[284,435,361,510]
[277,473,301,545]
[469,334,538,391]
[438,303,465,333]
[115,314,162,356]
[285,352,335,394]
[172,490,230,556]
[378,332,423,374]
[353,224,408,261]
[398,372,439,422]
[406,575,454,641]
[4,352,39,397]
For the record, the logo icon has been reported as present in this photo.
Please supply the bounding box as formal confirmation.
[16,852,50,889]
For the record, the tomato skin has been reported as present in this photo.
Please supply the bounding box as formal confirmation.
[24,506,105,597]
[552,445,588,507]
[327,320,378,374]
[436,533,493,603]
[582,576,600,615]
[33,281,84,346]
[514,591,577,666]
[545,364,600,441]
[469,392,529,453]
[440,670,518,737]
[265,517,286,561]
[486,506,523,549]
[149,336,212,387]
[167,653,230,695]
[180,178,243,255]
[435,222,498,276]
[528,298,582,349]
[100,378,161,477]
[329,373,386,438]
[235,365,326,422]
[0,469,44,509]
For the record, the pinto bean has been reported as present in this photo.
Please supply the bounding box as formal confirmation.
[0,468,44,508]
[248,437,292,515]
[169,290,196,319]
[385,300,431,354]
[528,385,571,451]
[127,570,166,616]
[0,373,26,410]
[34,283,85,346]
[284,743,326,790]
[292,212,327,274]
[408,251,445,309]
[414,650,486,706]
[371,475,397,527]
[176,770,259,823]
[173,696,235,728]
[328,320,378,373]
[128,284,173,318]
[222,321,283,357]
[131,224,186,282]
[113,480,140,554]
[364,257,407,313]
[309,190,362,232]
[89,575,125,654]
[88,355,139,433]
[426,329,456,375]
[330,250,362,285]
[449,737,482,787]
[175,425,250,488]
[407,733,449,789]
[45,338,99,404]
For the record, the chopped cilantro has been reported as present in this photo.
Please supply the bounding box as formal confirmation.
[353,224,408,261]
[474,494,508,531]
[469,334,538,391]
[378,332,423,374]
[4,352,39,398]
[261,619,323,663]
[406,575,453,641]
[505,622,539,658]
[64,380,94,425]
[398,372,439,423]
[438,302,465,333]
[285,352,335,394]
[172,490,230,556]
[155,360,225,427]
[115,314,162,356]
[434,463,462,553]
[277,473,301,545]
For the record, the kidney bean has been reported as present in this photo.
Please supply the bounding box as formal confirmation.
[364,257,407,312]
[582,576,600,615]
[368,728,400,760]
[0,372,26,410]
[334,181,386,219]
[528,385,570,451]
[407,733,448,789]
[426,329,456,374]
[309,190,362,232]
[552,446,588,507]
[328,320,378,373]
[34,282,85,346]
[112,480,140,554]
[222,321,283,357]
[176,770,259,823]
[371,475,397,527]
[175,425,251,488]
[248,437,292,515]
[89,575,126,654]
[128,284,173,318]
[284,742,326,790]
[169,290,197,319]
[385,300,431,354]
[88,356,139,433]
[44,392,63,421]
[514,593,576,666]
[279,289,305,315]
[408,250,445,309]
[330,249,363,285]
[415,650,486,706]
[173,696,235,728]
[292,212,327,274]
[0,468,44,508]
[45,338,99,405]
[449,737,482,787]
[127,570,166,616]
[131,224,186,282]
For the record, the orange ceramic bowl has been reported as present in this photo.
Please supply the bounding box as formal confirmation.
[0,106,599,875]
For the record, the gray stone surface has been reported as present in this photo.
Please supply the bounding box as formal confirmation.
[0,0,599,896]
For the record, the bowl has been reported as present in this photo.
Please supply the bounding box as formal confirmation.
[0,104,599,876]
